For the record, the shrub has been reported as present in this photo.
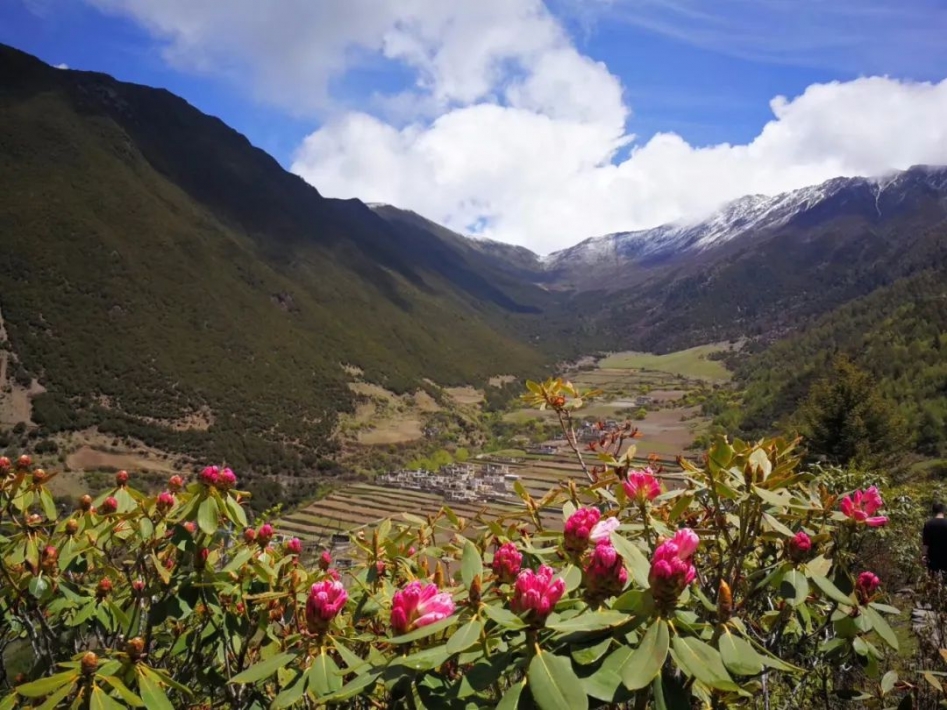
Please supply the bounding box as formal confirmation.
[0,379,929,708]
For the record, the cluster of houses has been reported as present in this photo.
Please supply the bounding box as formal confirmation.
[378,462,520,503]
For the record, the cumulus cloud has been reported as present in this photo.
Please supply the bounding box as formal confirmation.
[84,0,947,253]
[294,76,947,253]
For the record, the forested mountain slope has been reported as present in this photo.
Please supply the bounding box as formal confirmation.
[0,44,549,475]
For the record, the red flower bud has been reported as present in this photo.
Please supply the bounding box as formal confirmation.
[79,494,93,512]
[96,578,112,598]
[200,465,219,486]
[243,527,256,544]
[0,456,10,472]
[257,523,274,545]
[285,538,302,555]
[132,579,146,595]
[217,467,237,490]
[375,560,387,577]
[168,475,184,492]
[183,521,197,535]
[115,470,129,486]
[65,518,79,535]
[99,497,118,515]
[195,548,209,570]
[32,469,46,485]
[156,491,175,512]
[319,550,332,570]
[16,454,31,471]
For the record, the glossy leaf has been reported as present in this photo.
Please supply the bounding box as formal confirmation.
[229,652,296,684]
[447,619,483,655]
[622,619,669,690]
[671,636,739,692]
[461,539,483,590]
[528,651,588,710]
[308,653,343,697]
[719,631,764,676]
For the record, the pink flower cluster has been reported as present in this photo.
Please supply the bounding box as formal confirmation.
[623,469,662,504]
[840,487,888,527]
[856,571,881,603]
[305,580,348,633]
[649,528,699,605]
[285,538,302,555]
[156,491,175,512]
[584,542,628,600]
[787,531,812,561]
[199,465,237,490]
[511,565,566,623]
[492,542,523,583]
[390,582,455,635]
[564,507,619,554]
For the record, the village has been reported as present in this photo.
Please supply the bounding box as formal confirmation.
[378,461,519,503]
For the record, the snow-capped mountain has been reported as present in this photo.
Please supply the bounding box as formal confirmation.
[544,165,947,273]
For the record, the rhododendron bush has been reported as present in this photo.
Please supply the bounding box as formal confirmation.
[0,378,915,709]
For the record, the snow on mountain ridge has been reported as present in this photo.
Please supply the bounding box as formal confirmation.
[545,165,947,269]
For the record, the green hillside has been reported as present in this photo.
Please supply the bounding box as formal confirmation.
[0,46,547,487]
[733,263,947,457]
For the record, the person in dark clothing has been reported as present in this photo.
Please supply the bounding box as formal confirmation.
[922,502,947,577]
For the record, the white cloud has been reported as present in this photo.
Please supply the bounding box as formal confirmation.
[84,0,947,253]
[54,63,69,69]
[294,76,947,253]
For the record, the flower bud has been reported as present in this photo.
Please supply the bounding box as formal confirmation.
[156,491,175,512]
[79,494,93,512]
[0,456,10,473]
[116,470,129,486]
[787,531,812,562]
[469,575,482,605]
[96,578,112,598]
[195,548,210,570]
[183,521,197,535]
[26,513,43,526]
[81,651,98,675]
[492,543,523,584]
[375,560,387,578]
[168,475,184,492]
[32,469,46,485]
[132,579,146,595]
[200,465,220,486]
[126,637,145,660]
[16,454,31,471]
[285,538,302,555]
[550,395,566,409]
[41,545,58,573]
[717,580,733,622]
[257,523,274,546]
[65,518,79,536]
[99,496,118,515]
[243,527,256,544]
[217,468,237,490]
[319,550,332,570]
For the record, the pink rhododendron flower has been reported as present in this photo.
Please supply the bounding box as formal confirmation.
[217,468,237,490]
[115,470,129,486]
[623,469,662,503]
[589,517,620,544]
[156,491,175,512]
[200,466,219,486]
[390,581,455,635]
[584,542,628,600]
[491,542,523,583]
[856,571,881,603]
[285,538,302,555]
[649,528,699,606]
[839,487,888,527]
[256,523,274,545]
[787,531,812,561]
[306,580,347,633]
[168,475,184,492]
[511,565,566,623]
[564,507,601,554]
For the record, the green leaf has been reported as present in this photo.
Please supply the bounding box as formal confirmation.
[307,652,343,697]
[780,570,809,607]
[273,673,307,709]
[16,671,79,698]
[671,636,739,691]
[748,448,772,480]
[609,532,650,587]
[548,610,628,634]
[197,496,219,535]
[40,488,58,521]
[528,651,588,710]
[461,539,483,590]
[229,652,296,684]
[811,574,854,605]
[447,619,483,655]
[389,614,458,643]
[28,575,49,599]
[136,667,174,710]
[482,604,526,630]
[881,670,898,695]
[497,680,525,710]
[762,513,794,537]
[101,676,144,707]
[35,681,75,710]
[224,494,248,528]
[622,619,669,690]
[613,589,654,615]
[390,646,450,672]
[752,485,789,509]
[652,671,691,710]
[571,637,612,666]
[863,605,899,651]
[719,630,764,676]
[89,686,127,710]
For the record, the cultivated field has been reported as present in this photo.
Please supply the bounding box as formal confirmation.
[597,342,735,381]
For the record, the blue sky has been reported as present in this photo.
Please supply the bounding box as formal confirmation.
[4,0,947,252]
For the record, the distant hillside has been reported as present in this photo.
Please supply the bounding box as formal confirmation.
[0,45,549,488]
[732,259,947,457]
